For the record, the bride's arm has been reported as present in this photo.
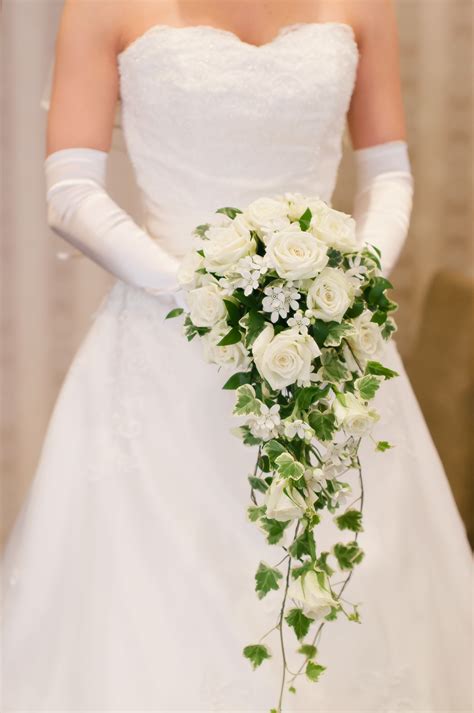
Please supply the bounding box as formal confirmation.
[45,0,182,296]
[347,0,414,276]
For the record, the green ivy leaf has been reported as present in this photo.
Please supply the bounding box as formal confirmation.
[243,644,271,669]
[333,541,365,570]
[365,361,399,380]
[275,452,305,480]
[218,327,242,346]
[261,517,290,545]
[320,349,351,382]
[222,371,253,390]
[324,322,354,347]
[305,661,326,682]
[308,411,336,441]
[326,247,343,267]
[344,298,365,319]
[375,440,393,452]
[355,375,382,400]
[255,562,283,599]
[298,643,317,659]
[381,318,397,340]
[288,686,297,694]
[234,385,261,415]
[216,206,243,219]
[248,475,269,493]
[247,505,266,522]
[295,385,330,411]
[285,608,312,640]
[316,552,335,577]
[324,606,339,621]
[335,509,364,533]
[291,561,314,579]
[289,529,317,561]
[263,439,287,465]
[165,307,184,319]
[298,207,312,231]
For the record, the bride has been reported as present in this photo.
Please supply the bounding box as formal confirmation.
[2,0,472,711]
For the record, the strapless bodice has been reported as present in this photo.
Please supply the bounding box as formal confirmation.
[117,22,359,256]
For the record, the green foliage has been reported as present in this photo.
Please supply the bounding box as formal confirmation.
[255,562,283,599]
[375,440,393,452]
[222,371,253,390]
[223,298,242,325]
[216,206,242,219]
[365,361,399,380]
[305,661,326,682]
[260,517,290,544]
[234,385,261,415]
[333,541,365,570]
[335,509,364,533]
[289,528,317,561]
[247,505,266,522]
[316,552,335,577]
[192,223,210,237]
[324,322,354,347]
[218,327,242,346]
[326,247,343,267]
[248,475,269,494]
[275,452,305,480]
[298,207,312,231]
[165,307,184,319]
[355,375,382,400]
[320,349,351,382]
[295,385,330,411]
[263,439,287,466]
[245,309,267,347]
[243,644,271,669]
[308,411,336,441]
[344,298,365,319]
[298,643,317,659]
[285,608,312,640]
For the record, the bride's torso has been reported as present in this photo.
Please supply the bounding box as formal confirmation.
[117,22,359,256]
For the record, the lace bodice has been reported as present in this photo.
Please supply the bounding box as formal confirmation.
[117,22,359,256]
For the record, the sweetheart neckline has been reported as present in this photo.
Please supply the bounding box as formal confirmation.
[117,21,358,63]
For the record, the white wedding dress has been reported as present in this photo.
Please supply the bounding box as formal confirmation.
[2,23,472,713]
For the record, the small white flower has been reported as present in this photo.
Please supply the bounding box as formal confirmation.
[304,467,329,492]
[331,482,352,507]
[287,309,311,335]
[247,403,281,441]
[283,419,314,441]
[262,282,301,323]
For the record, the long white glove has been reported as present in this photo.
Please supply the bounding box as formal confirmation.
[352,140,414,276]
[44,147,185,302]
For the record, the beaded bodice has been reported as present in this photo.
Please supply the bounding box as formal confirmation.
[117,22,359,256]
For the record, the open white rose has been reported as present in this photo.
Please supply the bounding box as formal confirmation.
[333,392,380,437]
[266,224,328,281]
[202,321,251,370]
[288,570,338,620]
[243,197,290,239]
[311,205,357,252]
[252,325,320,390]
[264,477,308,522]
[177,250,205,290]
[307,267,354,323]
[203,215,256,275]
[187,283,227,328]
[346,311,384,365]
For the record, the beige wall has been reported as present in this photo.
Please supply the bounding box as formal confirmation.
[1,0,473,545]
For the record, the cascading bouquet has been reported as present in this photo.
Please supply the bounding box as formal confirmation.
[166,193,398,711]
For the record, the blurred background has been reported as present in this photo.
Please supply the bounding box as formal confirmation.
[1,0,473,548]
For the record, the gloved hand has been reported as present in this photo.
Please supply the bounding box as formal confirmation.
[44,147,183,297]
[352,140,414,276]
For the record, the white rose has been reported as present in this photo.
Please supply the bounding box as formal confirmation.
[287,570,338,620]
[187,283,227,327]
[284,193,327,222]
[243,197,290,239]
[333,392,380,437]
[264,477,308,522]
[266,224,328,281]
[203,215,256,275]
[307,267,354,323]
[311,205,357,252]
[202,320,250,370]
[347,311,384,364]
[252,324,320,391]
[177,250,205,290]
